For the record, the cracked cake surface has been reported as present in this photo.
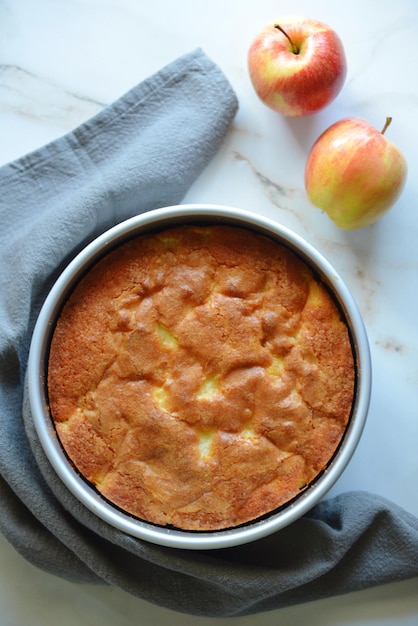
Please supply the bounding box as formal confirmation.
[47,225,355,531]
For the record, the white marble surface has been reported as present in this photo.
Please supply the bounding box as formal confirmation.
[1,0,418,624]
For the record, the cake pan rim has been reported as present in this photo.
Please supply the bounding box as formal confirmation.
[27,203,372,550]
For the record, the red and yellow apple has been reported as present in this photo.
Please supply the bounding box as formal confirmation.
[248,16,347,116]
[304,117,407,230]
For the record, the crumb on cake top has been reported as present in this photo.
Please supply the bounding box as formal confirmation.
[48,225,355,531]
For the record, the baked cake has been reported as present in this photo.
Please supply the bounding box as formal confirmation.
[47,224,355,531]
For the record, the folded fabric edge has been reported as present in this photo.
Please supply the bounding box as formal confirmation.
[3,48,238,176]
[0,475,103,584]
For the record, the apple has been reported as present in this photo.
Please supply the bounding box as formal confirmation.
[304,117,407,230]
[247,16,347,116]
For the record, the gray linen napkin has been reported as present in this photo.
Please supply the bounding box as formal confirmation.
[0,48,417,618]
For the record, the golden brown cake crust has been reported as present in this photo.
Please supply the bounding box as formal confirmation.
[48,225,355,530]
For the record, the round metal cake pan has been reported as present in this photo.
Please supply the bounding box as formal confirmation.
[27,204,372,549]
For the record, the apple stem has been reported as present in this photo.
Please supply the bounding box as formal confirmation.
[381,117,392,135]
[274,24,299,54]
